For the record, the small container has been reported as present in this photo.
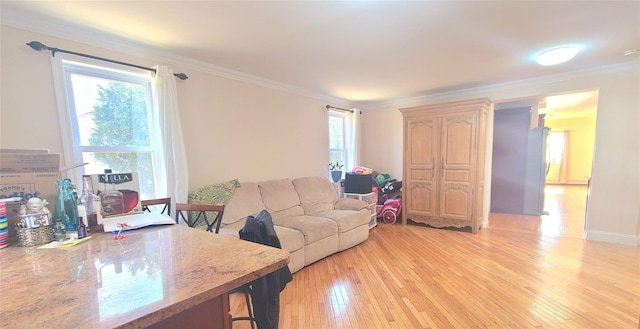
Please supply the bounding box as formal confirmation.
[77,217,87,239]
[17,225,54,246]
[54,219,66,241]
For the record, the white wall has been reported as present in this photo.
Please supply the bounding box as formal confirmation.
[359,66,640,245]
[0,25,350,190]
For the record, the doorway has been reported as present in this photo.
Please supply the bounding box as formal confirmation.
[489,89,598,238]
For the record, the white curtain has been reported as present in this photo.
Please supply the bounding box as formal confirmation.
[152,66,189,206]
[347,109,361,170]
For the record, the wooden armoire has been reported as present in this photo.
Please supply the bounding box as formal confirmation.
[399,98,491,233]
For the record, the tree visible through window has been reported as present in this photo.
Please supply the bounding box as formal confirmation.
[57,58,161,199]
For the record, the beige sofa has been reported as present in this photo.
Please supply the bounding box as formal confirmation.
[218,176,371,273]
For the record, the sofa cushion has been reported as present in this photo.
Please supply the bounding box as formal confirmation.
[273,226,305,254]
[315,209,370,232]
[258,178,301,211]
[334,198,369,211]
[274,215,337,245]
[258,178,304,221]
[292,176,339,215]
[221,182,263,225]
[222,217,247,232]
[218,227,239,238]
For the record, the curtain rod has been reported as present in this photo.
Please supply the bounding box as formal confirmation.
[26,41,188,80]
[326,105,354,113]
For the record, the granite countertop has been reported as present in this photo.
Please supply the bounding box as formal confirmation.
[0,224,290,328]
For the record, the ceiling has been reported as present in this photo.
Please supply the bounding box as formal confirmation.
[1,1,638,115]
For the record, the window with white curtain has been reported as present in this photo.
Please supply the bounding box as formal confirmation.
[52,55,164,199]
[547,131,566,165]
[328,110,350,172]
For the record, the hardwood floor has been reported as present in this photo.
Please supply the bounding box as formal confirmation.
[488,184,588,238]
[230,185,639,328]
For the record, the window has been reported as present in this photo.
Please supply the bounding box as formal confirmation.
[328,110,348,171]
[54,56,163,199]
[547,131,566,165]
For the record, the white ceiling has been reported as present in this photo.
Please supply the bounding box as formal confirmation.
[1,1,639,115]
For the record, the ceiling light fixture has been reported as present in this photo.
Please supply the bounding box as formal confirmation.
[536,45,579,66]
[624,49,639,56]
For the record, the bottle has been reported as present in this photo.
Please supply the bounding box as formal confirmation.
[101,173,124,217]
[69,181,79,204]
[78,175,100,230]
[100,169,112,195]
[53,180,68,229]
[54,219,66,241]
[63,179,79,231]
[77,217,87,239]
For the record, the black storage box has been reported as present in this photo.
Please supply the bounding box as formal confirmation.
[344,173,373,194]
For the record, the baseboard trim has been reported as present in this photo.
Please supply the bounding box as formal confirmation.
[584,230,639,246]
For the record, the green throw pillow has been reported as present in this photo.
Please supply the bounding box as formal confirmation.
[187,179,240,231]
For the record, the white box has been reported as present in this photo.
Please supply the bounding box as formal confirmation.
[344,192,378,229]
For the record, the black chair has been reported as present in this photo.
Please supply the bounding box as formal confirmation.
[231,284,257,329]
[141,197,172,216]
[174,203,225,233]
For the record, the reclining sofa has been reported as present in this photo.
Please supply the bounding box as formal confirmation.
[217,176,371,273]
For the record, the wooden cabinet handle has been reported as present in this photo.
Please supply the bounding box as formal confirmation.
[432,157,435,178]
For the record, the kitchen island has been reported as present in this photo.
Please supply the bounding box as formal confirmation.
[0,223,290,328]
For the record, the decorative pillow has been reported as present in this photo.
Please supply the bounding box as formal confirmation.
[187,179,240,231]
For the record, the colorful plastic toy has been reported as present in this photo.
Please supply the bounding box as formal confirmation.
[376,198,402,224]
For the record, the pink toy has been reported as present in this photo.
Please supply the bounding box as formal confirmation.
[376,199,402,224]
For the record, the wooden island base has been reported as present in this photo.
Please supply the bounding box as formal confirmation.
[148,293,231,329]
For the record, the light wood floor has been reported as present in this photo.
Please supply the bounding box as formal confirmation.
[230,185,639,328]
[488,184,588,239]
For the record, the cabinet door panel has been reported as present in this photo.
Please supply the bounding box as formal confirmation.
[439,112,477,220]
[440,184,472,218]
[441,113,476,166]
[406,118,438,216]
[444,170,470,182]
[408,182,435,215]
[409,119,435,166]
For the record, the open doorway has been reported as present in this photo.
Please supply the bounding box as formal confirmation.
[488,89,598,238]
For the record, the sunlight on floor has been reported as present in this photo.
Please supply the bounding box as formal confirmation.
[545,186,565,195]
[540,187,566,236]
[489,185,586,239]
[329,282,350,317]
[540,185,586,238]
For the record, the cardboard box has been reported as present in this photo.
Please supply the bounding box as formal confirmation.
[0,152,60,173]
[0,150,62,236]
[90,172,142,215]
[0,172,61,202]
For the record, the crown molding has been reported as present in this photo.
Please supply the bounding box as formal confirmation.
[3,6,636,111]
[356,61,640,110]
[1,8,351,106]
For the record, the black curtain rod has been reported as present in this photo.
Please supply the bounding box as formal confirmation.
[26,41,188,80]
[326,105,354,113]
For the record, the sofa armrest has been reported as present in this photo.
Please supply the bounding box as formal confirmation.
[335,198,369,211]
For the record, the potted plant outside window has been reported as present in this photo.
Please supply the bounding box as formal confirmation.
[329,162,344,182]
